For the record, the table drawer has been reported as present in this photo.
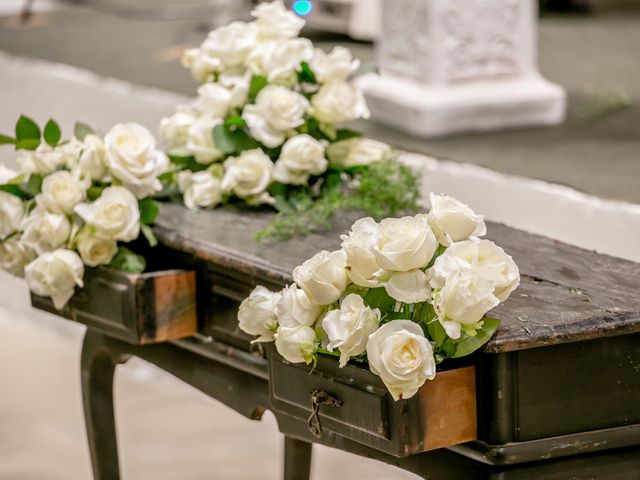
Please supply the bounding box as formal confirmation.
[31,267,197,345]
[269,347,478,457]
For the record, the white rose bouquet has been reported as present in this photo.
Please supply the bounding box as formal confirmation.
[238,194,520,400]
[160,0,419,241]
[0,115,166,309]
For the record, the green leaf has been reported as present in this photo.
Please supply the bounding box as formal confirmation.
[87,184,106,201]
[298,62,317,84]
[140,224,158,247]
[212,124,259,155]
[0,134,15,145]
[224,115,246,128]
[15,116,40,147]
[108,247,146,273]
[363,287,397,312]
[0,184,29,199]
[335,128,362,141]
[158,171,175,184]
[249,75,268,101]
[23,174,43,197]
[43,119,62,147]
[138,197,160,225]
[74,122,95,141]
[319,123,337,141]
[15,138,40,151]
[451,317,501,358]
[426,316,447,348]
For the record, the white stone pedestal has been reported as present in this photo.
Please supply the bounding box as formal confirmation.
[357,0,566,137]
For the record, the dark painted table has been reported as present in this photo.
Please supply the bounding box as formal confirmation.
[69,203,640,479]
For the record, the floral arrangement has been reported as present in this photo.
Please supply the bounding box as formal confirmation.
[238,194,520,400]
[159,0,419,240]
[0,116,167,309]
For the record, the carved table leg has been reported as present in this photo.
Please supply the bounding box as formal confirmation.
[81,331,129,480]
[284,436,312,480]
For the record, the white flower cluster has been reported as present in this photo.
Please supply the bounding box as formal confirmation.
[238,194,519,400]
[0,122,167,309]
[160,1,384,211]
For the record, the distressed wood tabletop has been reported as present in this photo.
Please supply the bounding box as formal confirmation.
[154,203,640,353]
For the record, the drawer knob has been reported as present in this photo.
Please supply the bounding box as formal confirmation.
[307,389,343,438]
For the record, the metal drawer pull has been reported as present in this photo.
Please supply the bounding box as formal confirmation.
[307,389,343,438]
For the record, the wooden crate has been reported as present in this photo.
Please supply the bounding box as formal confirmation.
[31,267,197,345]
[269,347,477,457]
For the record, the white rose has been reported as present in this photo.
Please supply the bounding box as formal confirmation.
[430,238,520,302]
[0,164,18,184]
[238,285,282,342]
[252,0,305,39]
[428,193,486,246]
[327,138,393,169]
[0,191,24,240]
[58,138,84,170]
[35,171,87,215]
[373,215,438,272]
[340,217,383,287]
[293,249,348,305]
[222,149,274,204]
[159,111,195,150]
[181,48,222,82]
[242,85,309,148]
[275,325,317,364]
[385,270,431,304]
[74,186,140,242]
[311,81,370,124]
[201,21,258,69]
[0,237,35,276]
[20,208,71,255]
[366,320,436,401]
[75,227,118,267]
[186,115,224,165]
[24,249,84,310]
[104,123,167,198]
[177,170,223,209]
[193,83,233,118]
[77,134,107,180]
[247,38,314,85]
[322,294,380,367]
[310,46,360,83]
[218,67,251,108]
[273,134,327,185]
[16,146,66,176]
[430,265,500,340]
[275,284,322,328]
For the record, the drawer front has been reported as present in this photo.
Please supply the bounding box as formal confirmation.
[31,267,197,345]
[202,270,281,351]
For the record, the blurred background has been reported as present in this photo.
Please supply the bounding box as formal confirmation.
[1,0,639,478]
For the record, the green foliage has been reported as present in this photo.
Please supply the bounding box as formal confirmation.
[138,197,160,225]
[109,247,146,273]
[74,122,95,141]
[298,62,317,84]
[451,317,500,358]
[15,115,41,150]
[363,288,397,312]
[256,159,420,241]
[248,75,268,102]
[43,119,61,147]
[87,183,106,201]
[0,134,16,145]
[0,184,29,199]
[23,174,43,197]
[346,160,420,218]
[213,124,259,155]
[140,224,158,247]
[335,128,361,141]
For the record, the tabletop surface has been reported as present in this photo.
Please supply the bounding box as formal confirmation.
[154,203,640,353]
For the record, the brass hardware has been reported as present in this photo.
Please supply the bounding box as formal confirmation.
[307,389,342,438]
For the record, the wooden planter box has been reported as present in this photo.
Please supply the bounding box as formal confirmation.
[269,346,477,457]
[31,267,197,345]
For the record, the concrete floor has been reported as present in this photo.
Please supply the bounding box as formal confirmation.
[0,3,638,203]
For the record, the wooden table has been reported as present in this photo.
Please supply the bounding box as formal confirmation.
[39,203,640,479]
